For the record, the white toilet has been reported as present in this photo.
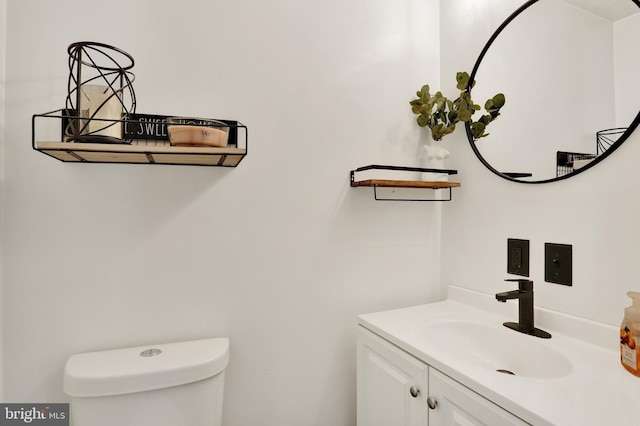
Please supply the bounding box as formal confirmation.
[63,337,229,426]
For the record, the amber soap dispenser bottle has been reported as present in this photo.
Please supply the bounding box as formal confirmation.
[621,291,640,377]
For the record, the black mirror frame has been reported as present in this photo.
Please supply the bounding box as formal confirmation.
[465,0,640,184]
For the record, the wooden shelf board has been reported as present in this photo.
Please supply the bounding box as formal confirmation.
[35,141,246,167]
[352,179,461,189]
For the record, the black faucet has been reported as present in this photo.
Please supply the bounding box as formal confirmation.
[496,279,551,339]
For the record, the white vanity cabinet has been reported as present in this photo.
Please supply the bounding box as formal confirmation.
[357,327,429,426]
[428,368,529,426]
[357,327,529,426]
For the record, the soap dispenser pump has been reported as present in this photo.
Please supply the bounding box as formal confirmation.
[620,291,640,377]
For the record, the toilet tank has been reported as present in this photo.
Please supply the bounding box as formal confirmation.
[63,337,229,426]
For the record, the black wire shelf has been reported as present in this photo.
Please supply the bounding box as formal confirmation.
[555,127,627,177]
[32,109,248,167]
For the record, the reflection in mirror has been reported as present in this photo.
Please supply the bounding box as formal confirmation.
[467,0,640,183]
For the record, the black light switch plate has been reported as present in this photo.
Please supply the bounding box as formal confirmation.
[545,243,572,286]
[507,238,529,276]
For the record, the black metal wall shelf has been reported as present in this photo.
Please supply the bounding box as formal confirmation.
[555,127,627,177]
[350,165,460,201]
[32,110,248,167]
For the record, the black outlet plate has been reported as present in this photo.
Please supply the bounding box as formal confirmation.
[545,243,572,286]
[507,238,529,276]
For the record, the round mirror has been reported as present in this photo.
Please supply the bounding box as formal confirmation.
[466,0,640,183]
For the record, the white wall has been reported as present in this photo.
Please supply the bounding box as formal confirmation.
[2,0,442,423]
[0,0,5,404]
[614,12,640,127]
[441,0,640,327]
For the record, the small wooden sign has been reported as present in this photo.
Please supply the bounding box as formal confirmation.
[123,113,170,140]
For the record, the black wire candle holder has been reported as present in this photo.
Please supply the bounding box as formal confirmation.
[65,41,137,144]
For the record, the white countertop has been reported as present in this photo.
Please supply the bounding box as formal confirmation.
[357,286,640,426]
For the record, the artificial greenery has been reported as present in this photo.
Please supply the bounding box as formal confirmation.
[409,72,505,141]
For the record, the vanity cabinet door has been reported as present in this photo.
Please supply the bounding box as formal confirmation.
[427,369,529,426]
[357,327,429,426]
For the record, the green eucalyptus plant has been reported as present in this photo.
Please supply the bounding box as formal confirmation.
[410,72,505,141]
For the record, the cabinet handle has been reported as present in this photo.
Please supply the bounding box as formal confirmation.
[427,396,438,409]
[409,386,420,398]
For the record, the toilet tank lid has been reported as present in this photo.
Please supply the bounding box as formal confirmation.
[63,337,229,397]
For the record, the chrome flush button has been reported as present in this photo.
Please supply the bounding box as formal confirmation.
[140,348,162,357]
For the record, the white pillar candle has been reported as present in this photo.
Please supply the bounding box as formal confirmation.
[79,84,123,139]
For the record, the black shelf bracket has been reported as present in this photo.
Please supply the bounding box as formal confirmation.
[370,185,453,202]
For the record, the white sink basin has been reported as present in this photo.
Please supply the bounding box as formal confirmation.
[423,320,572,379]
